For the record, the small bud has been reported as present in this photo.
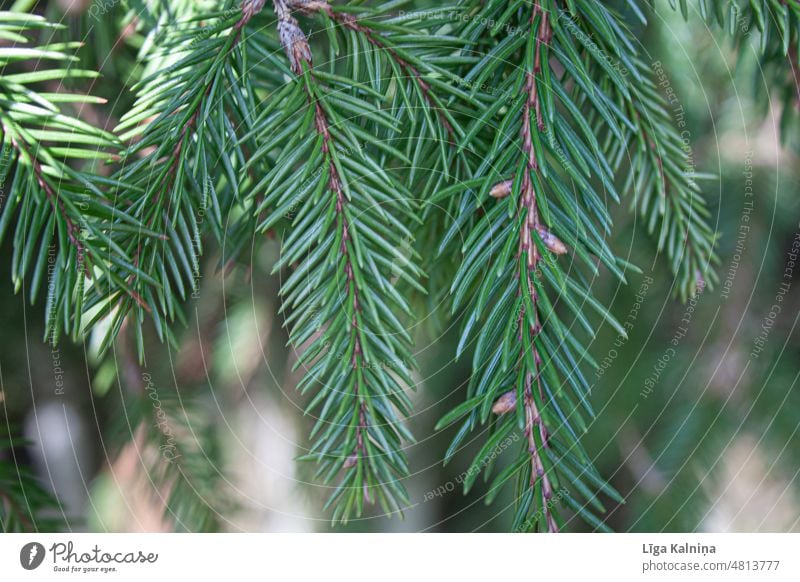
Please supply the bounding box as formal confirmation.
[490,179,513,198]
[491,390,517,415]
[290,0,330,11]
[241,0,266,24]
[343,453,358,469]
[536,226,568,255]
[278,18,312,74]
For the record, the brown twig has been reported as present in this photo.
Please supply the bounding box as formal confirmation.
[274,1,371,499]
[125,1,264,308]
[3,130,89,276]
[516,4,558,533]
[315,78,371,501]
[287,0,455,136]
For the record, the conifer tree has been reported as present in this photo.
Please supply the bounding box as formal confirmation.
[0,0,797,532]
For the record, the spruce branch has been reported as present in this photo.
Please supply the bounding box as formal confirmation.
[89,2,262,356]
[0,428,64,532]
[5,133,86,270]
[5,0,798,533]
[268,0,422,521]
[112,327,231,532]
[0,11,132,343]
[666,0,800,135]
[311,2,456,136]
[435,0,635,532]
[515,4,559,533]
[278,0,473,142]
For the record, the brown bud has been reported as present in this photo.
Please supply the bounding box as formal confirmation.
[343,453,358,469]
[278,18,312,74]
[491,390,517,415]
[490,179,513,199]
[289,0,330,11]
[241,0,266,24]
[536,226,568,255]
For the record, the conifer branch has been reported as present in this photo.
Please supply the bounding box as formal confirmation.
[269,0,420,520]
[316,3,455,136]
[667,0,800,134]
[0,11,129,343]
[435,0,633,532]
[5,133,86,271]
[5,0,797,533]
[0,430,63,532]
[275,14,376,498]
[89,2,262,355]
[516,4,558,533]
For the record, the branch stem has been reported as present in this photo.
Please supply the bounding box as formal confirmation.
[517,3,557,533]
[274,2,372,498]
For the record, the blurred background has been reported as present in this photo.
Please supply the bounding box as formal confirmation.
[1,1,799,532]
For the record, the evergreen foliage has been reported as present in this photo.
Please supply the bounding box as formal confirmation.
[0,0,797,532]
[0,429,62,531]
